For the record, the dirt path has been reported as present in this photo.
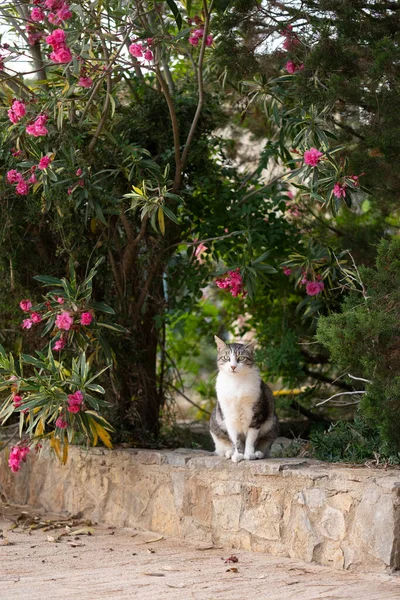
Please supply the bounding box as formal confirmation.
[0,504,399,600]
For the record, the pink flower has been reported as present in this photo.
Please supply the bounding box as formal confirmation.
[206,35,213,46]
[7,170,24,184]
[285,61,297,74]
[38,155,52,170]
[189,35,199,46]
[67,390,84,413]
[55,311,74,330]
[8,109,19,124]
[194,242,208,264]
[57,4,73,21]
[11,148,22,157]
[13,395,23,408]
[8,100,26,124]
[215,268,246,298]
[75,168,82,177]
[46,29,66,47]
[55,416,68,428]
[78,76,93,88]
[56,296,65,304]
[28,173,37,184]
[22,318,33,329]
[26,114,48,137]
[8,445,30,473]
[306,280,324,296]
[282,267,292,276]
[333,183,346,199]
[30,312,42,324]
[80,312,93,326]
[53,338,66,351]
[78,179,84,187]
[304,148,323,167]
[143,49,153,61]
[129,43,143,58]
[30,7,45,21]
[15,181,30,196]
[193,29,204,38]
[50,46,72,63]
[20,299,32,312]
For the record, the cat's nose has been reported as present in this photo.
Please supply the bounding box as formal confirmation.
[231,365,236,371]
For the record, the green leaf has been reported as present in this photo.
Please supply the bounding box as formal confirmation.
[164,0,183,29]
[97,322,128,333]
[91,302,115,315]
[33,275,63,286]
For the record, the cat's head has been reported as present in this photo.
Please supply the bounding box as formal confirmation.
[214,335,256,375]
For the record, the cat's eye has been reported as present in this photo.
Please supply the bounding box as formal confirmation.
[222,354,230,361]
[237,356,245,362]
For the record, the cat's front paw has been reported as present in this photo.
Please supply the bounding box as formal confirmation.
[244,450,264,460]
[231,451,244,463]
[225,449,234,459]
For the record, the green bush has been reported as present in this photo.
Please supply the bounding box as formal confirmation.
[316,238,400,454]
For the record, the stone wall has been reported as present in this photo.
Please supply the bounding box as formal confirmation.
[1,446,399,573]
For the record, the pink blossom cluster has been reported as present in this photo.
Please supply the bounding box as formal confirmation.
[67,390,84,413]
[8,99,26,124]
[26,114,49,137]
[53,337,66,351]
[55,311,74,330]
[46,29,72,63]
[304,147,323,167]
[55,416,68,428]
[300,275,325,296]
[285,61,304,74]
[282,266,292,276]
[333,182,346,199]
[80,312,93,326]
[7,170,30,196]
[188,29,213,47]
[13,394,23,408]
[38,155,52,170]
[19,298,43,328]
[128,40,154,62]
[30,0,72,27]
[26,23,45,46]
[8,444,30,473]
[215,269,246,298]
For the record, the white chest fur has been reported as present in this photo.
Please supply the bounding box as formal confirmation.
[216,370,261,435]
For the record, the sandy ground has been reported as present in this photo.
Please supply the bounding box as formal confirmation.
[0,504,399,600]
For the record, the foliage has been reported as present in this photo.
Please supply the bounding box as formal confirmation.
[316,238,400,454]
[309,418,384,464]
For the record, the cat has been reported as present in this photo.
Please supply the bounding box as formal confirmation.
[210,335,279,463]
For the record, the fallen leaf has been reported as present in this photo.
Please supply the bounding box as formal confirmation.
[71,527,94,536]
[226,567,239,573]
[0,538,13,546]
[195,545,222,551]
[68,543,85,548]
[143,572,165,577]
[166,584,186,589]
[147,548,155,554]
[142,536,164,544]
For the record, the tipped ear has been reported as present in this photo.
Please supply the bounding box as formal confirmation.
[244,340,256,353]
[214,335,227,351]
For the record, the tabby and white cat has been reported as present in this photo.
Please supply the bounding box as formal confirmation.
[210,336,279,463]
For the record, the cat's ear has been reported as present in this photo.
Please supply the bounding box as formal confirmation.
[214,335,227,351]
[244,340,256,353]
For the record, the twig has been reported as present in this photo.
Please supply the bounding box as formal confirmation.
[348,374,372,384]
[168,383,211,415]
[316,390,366,407]
[239,172,288,204]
